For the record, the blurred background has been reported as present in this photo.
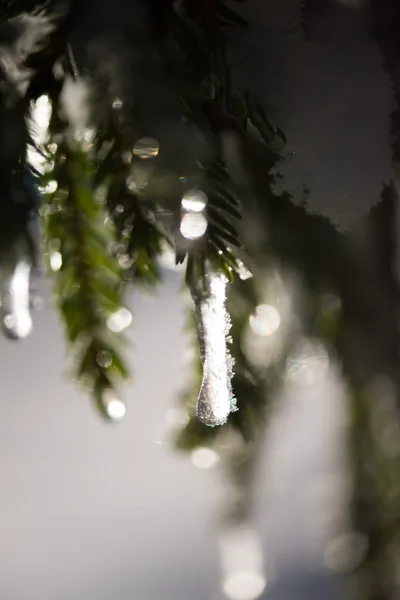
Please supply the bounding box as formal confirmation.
[0,267,346,600]
[1,0,400,599]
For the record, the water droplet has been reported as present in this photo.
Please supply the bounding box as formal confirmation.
[180,213,208,240]
[133,137,159,159]
[181,189,208,212]
[102,390,126,421]
[96,350,113,368]
[50,251,62,272]
[191,447,219,469]
[107,308,132,333]
[48,143,57,154]
[115,204,124,214]
[250,305,280,336]
[118,254,134,270]
[112,97,123,110]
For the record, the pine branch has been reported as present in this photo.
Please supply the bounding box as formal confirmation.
[91,86,168,287]
[40,105,130,419]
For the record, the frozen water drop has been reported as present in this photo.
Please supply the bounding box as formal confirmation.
[193,270,235,427]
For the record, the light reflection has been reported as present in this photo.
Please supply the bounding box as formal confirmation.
[44,180,57,194]
[191,447,219,469]
[286,338,329,386]
[34,95,52,129]
[112,97,123,110]
[50,251,62,272]
[118,254,134,269]
[249,304,280,336]
[2,259,32,339]
[181,189,208,213]
[220,525,266,600]
[133,137,159,159]
[103,391,126,421]
[107,308,132,333]
[237,260,253,281]
[28,95,52,173]
[180,212,207,240]
[223,572,266,600]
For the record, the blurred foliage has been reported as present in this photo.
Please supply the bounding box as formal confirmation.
[41,107,129,417]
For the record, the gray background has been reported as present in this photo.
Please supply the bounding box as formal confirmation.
[0,270,345,600]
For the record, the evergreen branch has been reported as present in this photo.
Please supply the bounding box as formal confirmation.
[41,111,130,419]
[91,92,167,287]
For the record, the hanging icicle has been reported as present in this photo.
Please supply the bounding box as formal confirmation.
[192,265,237,427]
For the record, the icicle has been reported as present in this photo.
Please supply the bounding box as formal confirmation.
[193,267,236,427]
[1,257,32,340]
